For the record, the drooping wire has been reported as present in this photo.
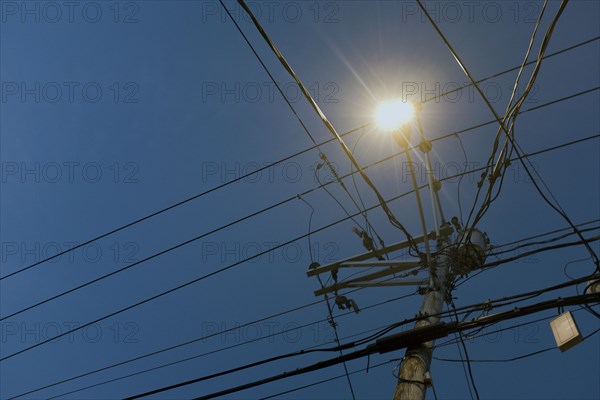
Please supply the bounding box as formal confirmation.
[297,194,316,264]
[298,194,357,400]
[315,167,367,232]
[348,128,388,254]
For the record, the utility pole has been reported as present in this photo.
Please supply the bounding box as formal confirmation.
[393,111,453,400]
[393,231,450,400]
[308,102,489,400]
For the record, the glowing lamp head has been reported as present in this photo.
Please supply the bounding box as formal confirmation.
[374,100,415,132]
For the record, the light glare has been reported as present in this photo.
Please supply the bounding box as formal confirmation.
[374,100,415,131]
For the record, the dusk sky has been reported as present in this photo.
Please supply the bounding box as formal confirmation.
[1,1,599,399]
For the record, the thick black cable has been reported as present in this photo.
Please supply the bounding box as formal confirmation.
[433,305,595,351]
[259,307,594,400]
[234,308,590,400]
[25,264,597,399]
[129,294,599,399]
[28,246,590,400]
[123,346,347,400]
[126,285,599,400]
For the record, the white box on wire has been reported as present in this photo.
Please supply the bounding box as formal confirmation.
[550,311,583,352]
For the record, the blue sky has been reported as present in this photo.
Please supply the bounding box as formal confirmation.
[1,1,599,399]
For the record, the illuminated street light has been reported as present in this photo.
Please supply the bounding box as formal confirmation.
[374,99,416,132]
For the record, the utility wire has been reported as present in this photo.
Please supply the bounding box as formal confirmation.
[38,217,598,400]
[417,0,598,267]
[10,292,418,400]
[21,235,594,400]
[138,294,590,399]
[489,219,600,251]
[124,293,599,399]
[435,327,600,363]
[300,194,357,400]
[19,266,597,399]
[454,220,600,289]
[75,278,600,400]
[422,35,599,104]
[216,0,374,249]
[233,0,419,252]
[489,226,600,258]
[1,36,596,281]
[451,302,479,400]
[258,360,393,400]
[3,86,596,324]
[1,132,597,364]
[259,306,593,400]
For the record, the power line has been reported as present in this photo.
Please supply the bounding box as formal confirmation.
[43,218,597,399]
[10,292,418,400]
[489,225,600,258]
[87,276,600,400]
[216,0,375,250]
[1,36,596,282]
[422,36,598,104]
[489,219,600,251]
[417,0,598,267]
[454,221,600,291]
[124,293,599,399]
[451,302,480,399]
[21,226,594,399]
[0,119,358,282]
[435,328,600,364]
[20,257,597,399]
[3,85,596,324]
[258,360,394,400]
[1,132,597,364]
[260,306,593,400]
[233,0,420,252]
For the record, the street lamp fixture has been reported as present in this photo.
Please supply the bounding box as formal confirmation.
[374,99,416,133]
[374,99,445,274]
